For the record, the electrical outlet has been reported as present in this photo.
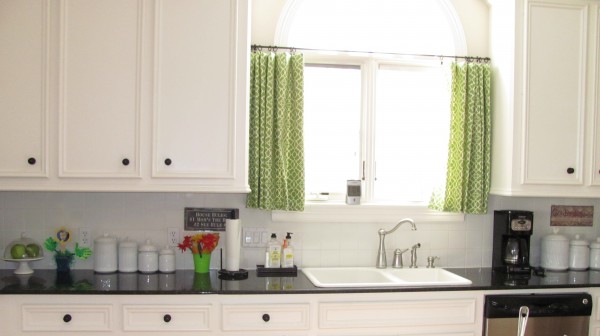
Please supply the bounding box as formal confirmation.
[79,228,91,248]
[167,227,179,246]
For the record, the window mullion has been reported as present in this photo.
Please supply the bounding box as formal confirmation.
[361,59,378,203]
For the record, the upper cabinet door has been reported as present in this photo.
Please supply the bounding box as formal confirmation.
[522,1,588,185]
[0,0,49,177]
[58,0,142,178]
[152,0,237,181]
[591,6,600,186]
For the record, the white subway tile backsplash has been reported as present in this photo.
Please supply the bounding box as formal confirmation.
[1,192,600,271]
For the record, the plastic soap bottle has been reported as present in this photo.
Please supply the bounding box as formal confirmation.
[282,232,294,268]
[266,233,281,268]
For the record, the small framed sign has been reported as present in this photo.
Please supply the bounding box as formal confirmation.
[550,205,593,227]
[184,208,239,231]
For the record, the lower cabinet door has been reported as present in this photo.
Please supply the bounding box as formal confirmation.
[222,303,310,331]
[22,304,112,332]
[122,304,211,331]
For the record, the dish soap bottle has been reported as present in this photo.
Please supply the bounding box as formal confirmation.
[282,232,294,268]
[266,233,281,268]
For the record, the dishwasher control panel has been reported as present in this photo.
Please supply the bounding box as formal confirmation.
[485,293,592,318]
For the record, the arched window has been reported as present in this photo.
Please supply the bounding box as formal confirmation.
[274,0,468,206]
[276,0,467,55]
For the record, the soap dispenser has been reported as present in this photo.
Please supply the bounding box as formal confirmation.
[266,233,281,268]
[282,232,294,268]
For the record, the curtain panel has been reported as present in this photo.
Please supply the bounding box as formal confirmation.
[246,51,305,211]
[429,61,492,214]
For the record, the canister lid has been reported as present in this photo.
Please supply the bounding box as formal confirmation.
[138,239,157,252]
[543,228,568,241]
[119,237,137,248]
[159,246,175,255]
[95,232,116,243]
[570,234,589,246]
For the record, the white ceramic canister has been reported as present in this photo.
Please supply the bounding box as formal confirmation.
[569,234,590,270]
[118,238,138,273]
[93,233,118,273]
[159,246,175,273]
[590,238,600,270]
[138,239,158,273]
[540,228,569,271]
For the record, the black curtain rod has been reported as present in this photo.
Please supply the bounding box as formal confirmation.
[251,44,491,63]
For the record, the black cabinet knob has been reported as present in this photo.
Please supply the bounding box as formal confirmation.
[262,313,270,322]
[63,314,72,323]
[567,167,575,174]
[163,314,171,323]
[122,158,130,166]
[27,157,36,165]
[164,158,172,166]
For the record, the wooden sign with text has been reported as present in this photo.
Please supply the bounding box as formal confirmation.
[184,208,239,231]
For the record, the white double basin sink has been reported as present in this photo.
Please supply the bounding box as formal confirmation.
[302,267,472,288]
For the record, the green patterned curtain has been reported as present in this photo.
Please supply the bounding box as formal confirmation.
[429,61,492,214]
[246,51,305,211]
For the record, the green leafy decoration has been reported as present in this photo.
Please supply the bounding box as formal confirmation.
[74,243,92,260]
[44,237,58,253]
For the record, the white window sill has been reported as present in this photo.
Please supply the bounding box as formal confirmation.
[272,202,465,223]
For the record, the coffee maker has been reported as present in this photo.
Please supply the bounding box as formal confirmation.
[492,210,533,274]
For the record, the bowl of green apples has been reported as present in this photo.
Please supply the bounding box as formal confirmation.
[3,233,43,274]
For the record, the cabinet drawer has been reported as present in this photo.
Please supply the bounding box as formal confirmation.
[319,298,476,329]
[22,304,112,331]
[222,303,310,331]
[123,304,211,331]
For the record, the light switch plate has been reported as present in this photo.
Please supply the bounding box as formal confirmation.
[242,227,269,247]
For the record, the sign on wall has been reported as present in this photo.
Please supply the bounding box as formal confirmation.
[184,207,239,231]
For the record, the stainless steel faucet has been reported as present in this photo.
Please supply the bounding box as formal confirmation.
[409,243,421,268]
[376,218,416,268]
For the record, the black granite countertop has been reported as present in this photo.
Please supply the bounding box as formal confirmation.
[1,268,599,295]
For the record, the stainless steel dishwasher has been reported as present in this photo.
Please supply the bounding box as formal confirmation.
[484,293,592,336]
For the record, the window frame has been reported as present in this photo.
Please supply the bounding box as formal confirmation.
[272,0,468,223]
[274,53,464,223]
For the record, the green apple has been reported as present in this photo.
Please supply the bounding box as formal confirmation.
[10,244,27,259]
[26,244,40,258]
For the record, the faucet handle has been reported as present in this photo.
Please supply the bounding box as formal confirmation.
[426,256,440,268]
[392,248,409,268]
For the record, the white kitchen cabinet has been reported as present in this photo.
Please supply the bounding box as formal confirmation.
[489,0,600,197]
[58,0,142,178]
[153,0,240,183]
[22,304,113,332]
[0,291,483,336]
[0,0,49,178]
[0,0,250,192]
[122,304,212,332]
[221,303,310,331]
[590,5,600,187]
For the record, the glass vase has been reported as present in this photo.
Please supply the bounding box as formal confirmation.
[193,253,212,273]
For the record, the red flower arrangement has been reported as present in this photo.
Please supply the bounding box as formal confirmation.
[178,233,220,255]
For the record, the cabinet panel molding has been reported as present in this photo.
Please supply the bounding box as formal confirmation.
[58,0,143,178]
[122,304,211,331]
[22,304,112,331]
[319,298,476,329]
[0,0,50,177]
[222,303,310,331]
[590,5,600,186]
[152,0,236,179]
[522,1,588,185]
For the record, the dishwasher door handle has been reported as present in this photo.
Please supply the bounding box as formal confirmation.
[517,306,529,336]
